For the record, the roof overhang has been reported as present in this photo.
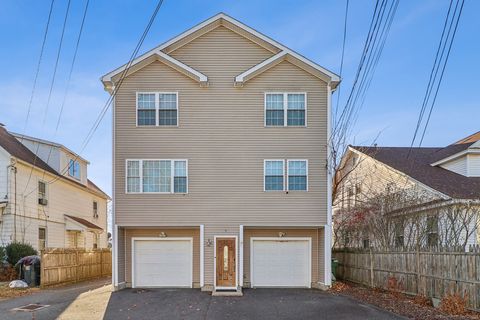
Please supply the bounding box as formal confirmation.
[65,215,103,233]
[102,51,208,92]
[101,13,339,92]
[430,148,480,167]
[234,51,340,89]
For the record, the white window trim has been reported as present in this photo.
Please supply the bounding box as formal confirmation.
[287,159,309,192]
[263,159,285,192]
[136,92,179,127]
[264,92,307,127]
[125,159,188,194]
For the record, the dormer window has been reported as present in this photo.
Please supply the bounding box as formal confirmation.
[68,159,81,180]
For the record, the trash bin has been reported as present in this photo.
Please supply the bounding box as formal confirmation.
[331,258,339,279]
[16,255,41,287]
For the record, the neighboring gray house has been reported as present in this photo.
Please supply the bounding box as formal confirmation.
[103,13,340,292]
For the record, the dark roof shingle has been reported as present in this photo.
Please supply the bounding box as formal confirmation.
[351,145,480,200]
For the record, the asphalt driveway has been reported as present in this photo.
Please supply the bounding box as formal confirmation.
[0,280,404,320]
[106,287,403,320]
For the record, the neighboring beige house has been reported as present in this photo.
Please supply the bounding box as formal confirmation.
[102,13,340,292]
[0,124,110,251]
[334,131,480,250]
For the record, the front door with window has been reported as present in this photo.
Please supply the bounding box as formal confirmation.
[216,238,236,288]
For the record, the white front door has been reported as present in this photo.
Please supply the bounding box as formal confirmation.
[132,238,192,288]
[251,238,311,287]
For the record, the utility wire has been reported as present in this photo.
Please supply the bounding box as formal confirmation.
[333,0,349,123]
[23,0,72,195]
[409,0,454,151]
[409,0,464,151]
[41,0,90,181]
[419,0,464,145]
[33,0,165,193]
[19,0,56,142]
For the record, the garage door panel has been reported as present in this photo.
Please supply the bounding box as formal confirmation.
[251,239,310,287]
[133,239,192,288]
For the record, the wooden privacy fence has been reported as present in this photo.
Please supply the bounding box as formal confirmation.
[333,247,480,311]
[40,248,111,287]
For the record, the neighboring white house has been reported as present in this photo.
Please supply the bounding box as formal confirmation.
[0,124,110,251]
[334,131,480,250]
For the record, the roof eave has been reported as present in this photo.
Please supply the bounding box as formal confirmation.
[101,12,338,91]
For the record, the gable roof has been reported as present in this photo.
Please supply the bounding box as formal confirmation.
[0,126,109,199]
[350,145,480,200]
[101,13,340,91]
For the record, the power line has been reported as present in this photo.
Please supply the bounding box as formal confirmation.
[41,0,90,181]
[19,0,56,142]
[409,0,454,150]
[333,0,349,123]
[23,0,72,195]
[35,0,164,192]
[419,0,464,145]
[409,0,464,150]
[334,0,398,146]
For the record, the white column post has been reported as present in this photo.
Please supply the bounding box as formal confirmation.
[239,225,244,287]
[325,83,333,286]
[113,224,118,288]
[200,224,204,288]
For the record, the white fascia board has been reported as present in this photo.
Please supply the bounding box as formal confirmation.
[430,149,480,167]
[101,13,338,87]
[349,146,451,200]
[102,51,207,85]
[235,51,287,83]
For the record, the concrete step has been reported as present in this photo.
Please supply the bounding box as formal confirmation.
[211,288,243,297]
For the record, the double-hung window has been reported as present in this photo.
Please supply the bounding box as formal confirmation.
[137,92,178,126]
[265,93,306,127]
[264,160,285,191]
[264,159,308,191]
[287,160,308,191]
[126,159,188,194]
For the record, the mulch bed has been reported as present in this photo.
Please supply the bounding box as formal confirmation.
[329,281,480,320]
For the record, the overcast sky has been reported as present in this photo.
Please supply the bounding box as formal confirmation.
[0,0,478,197]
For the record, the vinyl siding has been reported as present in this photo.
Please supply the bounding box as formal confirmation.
[113,25,329,287]
[122,228,200,287]
[467,154,480,177]
[242,228,322,287]
[441,156,468,176]
[1,161,108,250]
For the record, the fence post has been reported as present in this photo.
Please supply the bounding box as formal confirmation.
[40,250,45,288]
[369,247,374,287]
[75,250,79,283]
[416,245,420,295]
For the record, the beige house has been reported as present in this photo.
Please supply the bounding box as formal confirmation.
[0,125,110,251]
[103,13,340,292]
[334,132,480,250]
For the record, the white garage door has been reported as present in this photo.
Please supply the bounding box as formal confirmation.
[133,238,192,288]
[251,238,311,287]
